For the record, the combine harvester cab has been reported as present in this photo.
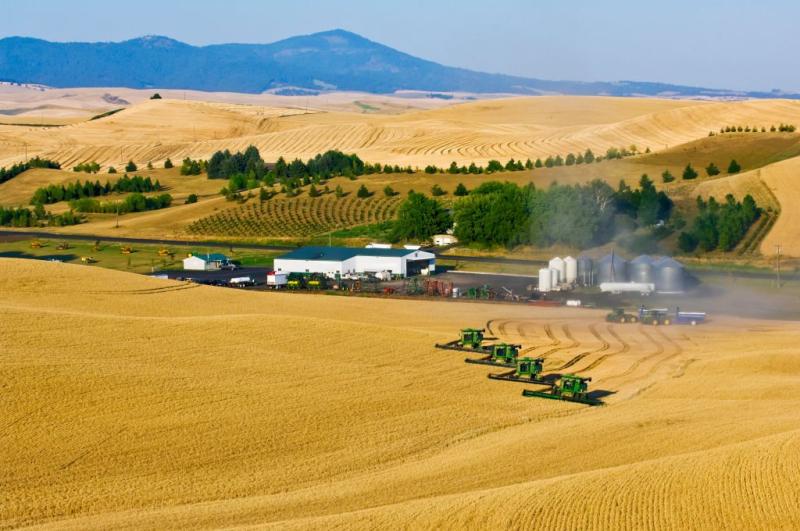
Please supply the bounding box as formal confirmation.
[488,356,549,385]
[638,306,672,326]
[522,374,602,406]
[464,343,521,368]
[435,328,495,352]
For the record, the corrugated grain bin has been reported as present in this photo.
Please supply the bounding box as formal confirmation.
[655,257,684,293]
[548,257,565,284]
[597,253,627,284]
[577,256,593,285]
[538,268,552,292]
[629,255,655,284]
[564,256,578,284]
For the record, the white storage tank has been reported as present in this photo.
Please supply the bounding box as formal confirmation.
[550,268,560,288]
[538,268,552,292]
[548,257,566,284]
[564,256,578,284]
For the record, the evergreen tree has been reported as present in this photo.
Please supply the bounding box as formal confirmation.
[727,159,741,174]
[705,162,720,176]
[431,184,446,196]
[357,184,370,198]
[662,169,675,183]
[682,164,698,180]
[164,158,173,169]
[383,185,397,197]
[454,183,469,196]
[392,192,451,241]
[125,161,137,172]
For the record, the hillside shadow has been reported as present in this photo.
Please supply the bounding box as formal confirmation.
[0,251,79,262]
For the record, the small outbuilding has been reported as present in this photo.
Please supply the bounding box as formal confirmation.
[183,253,231,271]
[274,246,436,278]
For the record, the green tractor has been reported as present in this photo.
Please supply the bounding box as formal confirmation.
[435,328,492,352]
[638,306,672,326]
[465,343,521,367]
[522,374,602,406]
[488,356,549,385]
[606,307,638,324]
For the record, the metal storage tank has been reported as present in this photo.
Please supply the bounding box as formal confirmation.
[597,253,627,284]
[538,268,552,292]
[629,255,655,284]
[655,257,684,293]
[577,256,593,285]
[564,256,578,284]
[548,257,566,284]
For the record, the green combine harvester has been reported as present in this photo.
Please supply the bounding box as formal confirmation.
[488,357,549,385]
[464,343,521,368]
[522,374,602,406]
[605,307,638,324]
[435,328,495,352]
[638,306,672,326]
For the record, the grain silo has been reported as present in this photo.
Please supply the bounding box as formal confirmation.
[655,257,684,293]
[538,267,552,292]
[564,256,578,284]
[577,256,593,285]
[548,257,566,285]
[550,268,560,288]
[597,253,627,284]
[629,255,655,284]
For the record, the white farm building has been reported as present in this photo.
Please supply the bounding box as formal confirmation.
[182,253,231,271]
[273,246,436,278]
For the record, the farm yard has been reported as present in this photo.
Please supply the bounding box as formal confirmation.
[2,258,800,528]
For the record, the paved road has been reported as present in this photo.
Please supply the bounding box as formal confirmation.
[0,229,544,266]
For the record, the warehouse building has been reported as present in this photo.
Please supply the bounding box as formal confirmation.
[274,246,436,278]
[182,253,231,271]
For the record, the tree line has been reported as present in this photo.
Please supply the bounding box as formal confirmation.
[30,175,162,204]
[710,124,796,136]
[678,194,760,252]
[0,157,61,185]
[69,193,173,214]
[0,205,80,227]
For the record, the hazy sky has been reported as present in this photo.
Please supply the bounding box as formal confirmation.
[1,0,798,92]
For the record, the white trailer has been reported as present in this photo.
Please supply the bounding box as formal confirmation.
[599,282,655,295]
[266,272,288,288]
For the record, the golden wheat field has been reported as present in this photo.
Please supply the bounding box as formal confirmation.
[4,95,800,170]
[2,258,799,529]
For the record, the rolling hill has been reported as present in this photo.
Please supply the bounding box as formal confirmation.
[1,30,797,98]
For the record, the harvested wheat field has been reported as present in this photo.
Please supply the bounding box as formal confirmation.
[2,258,800,529]
[4,96,800,170]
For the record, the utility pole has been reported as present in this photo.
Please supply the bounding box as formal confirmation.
[775,244,782,288]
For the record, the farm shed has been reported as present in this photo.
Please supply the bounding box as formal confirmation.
[274,246,435,278]
[183,253,230,271]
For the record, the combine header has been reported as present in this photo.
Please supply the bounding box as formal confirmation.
[464,343,521,368]
[522,374,602,406]
[488,357,549,385]
[435,328,495,352]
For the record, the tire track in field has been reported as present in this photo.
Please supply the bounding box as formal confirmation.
[551,324,610,371]
[539,324,580,358]
[520,322,558,355]
[602,326,665,382]
[573,324,630,372]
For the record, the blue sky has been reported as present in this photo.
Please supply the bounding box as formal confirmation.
[1,0,798,91]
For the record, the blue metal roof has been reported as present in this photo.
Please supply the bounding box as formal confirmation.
[277,246,420,261]
[191,253,228,262]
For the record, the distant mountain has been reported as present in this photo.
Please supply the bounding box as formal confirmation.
[0,30,794,98]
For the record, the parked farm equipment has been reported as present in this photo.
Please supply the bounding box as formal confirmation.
[464,343,521,368]
[522,374,602,406]
[488,357,550,385]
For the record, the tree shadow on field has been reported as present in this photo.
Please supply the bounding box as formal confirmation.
[0,251,79,262]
